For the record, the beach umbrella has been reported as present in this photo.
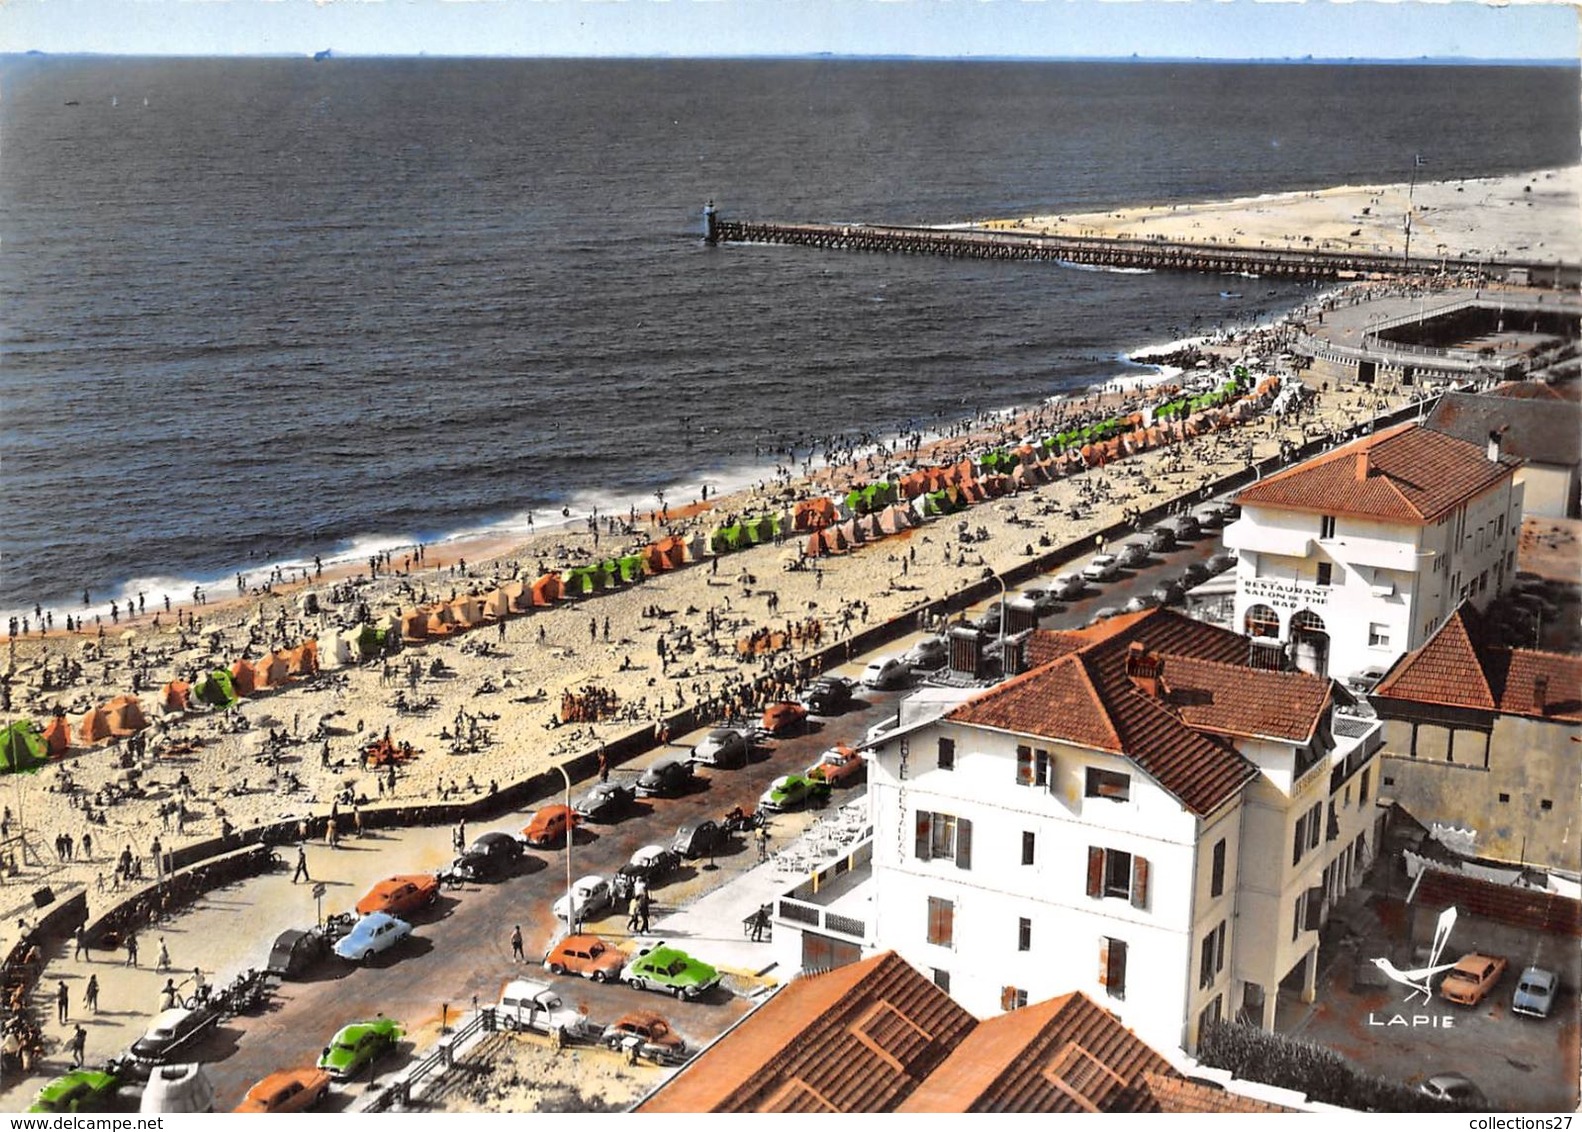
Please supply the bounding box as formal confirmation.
[0,721,47,774]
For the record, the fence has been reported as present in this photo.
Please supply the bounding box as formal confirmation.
[361,1006,497,1112]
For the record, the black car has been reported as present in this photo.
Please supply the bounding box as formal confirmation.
[612,845,682,901]
[902,636,949,671]
[1179,562,1210,590]
[266,927,331,980]
[573,781,636,823]
[671,820,728,859]
[1152,579,1186,607]
[801,677,855,716]
[973,602,1004,634]
[1205,552,1238,576]
[128,1005,221,1069]
[448,831,525,882]
[1145,527,1177,553]
[1170,514,1202,541]
[635,755,695,798]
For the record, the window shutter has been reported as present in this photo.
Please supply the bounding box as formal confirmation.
[955,817,973,870]
[1086,846,1104,898]
[940,899,954,945]
[1016,745,1032,785]
[915,811,933,860]
[1097,938,1111,987]
[1130,856,1150,910]
[1001,985,1017,1011]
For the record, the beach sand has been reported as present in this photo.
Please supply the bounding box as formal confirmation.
[980,165,1582,265]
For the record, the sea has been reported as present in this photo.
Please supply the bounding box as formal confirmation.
[1,57,1577,620]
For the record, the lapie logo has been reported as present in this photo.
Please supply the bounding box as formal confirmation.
[1366,906,1459,1028]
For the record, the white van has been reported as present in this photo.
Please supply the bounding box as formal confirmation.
[141,1063,216,1114]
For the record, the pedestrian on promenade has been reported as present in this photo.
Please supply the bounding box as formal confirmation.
[637,889,651,934]
[160,979,178,1011]
[625,896,640,934]
[156,937,171,972]
[80,832,91,860]
[84,974,99,1013]
[125,932,138,967]
[598,750,609,783]
[74,926,88,960]
[756,824,771,863]
[69,1025,86,1067]
[750,906,770,942]
[150,836,163,879]
[510,925,524,962]
[292,846,310,884]
[326,817,339,849]
[56,980,69,1024]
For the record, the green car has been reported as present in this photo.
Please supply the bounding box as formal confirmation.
[621,942,721,1000]
[317,1018,404,1081]
[29,1070,120,1113]
[759,773,831,813]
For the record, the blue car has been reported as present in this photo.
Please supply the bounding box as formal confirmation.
[332,911,413,964]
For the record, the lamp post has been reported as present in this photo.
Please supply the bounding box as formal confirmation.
[554,763,574,933]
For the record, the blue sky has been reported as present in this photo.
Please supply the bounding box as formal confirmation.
[2,0,1576,60]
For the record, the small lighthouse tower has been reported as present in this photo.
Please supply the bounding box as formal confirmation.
[703,199,718,245]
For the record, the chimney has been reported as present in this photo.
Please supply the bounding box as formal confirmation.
[1354,449,1371,482]
[1125,641,1165,698]
[1487,426,1507,463]
[1534,675,1548,714]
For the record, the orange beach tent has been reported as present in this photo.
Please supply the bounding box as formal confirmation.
[105,695,147,736]
[41,716,70,756]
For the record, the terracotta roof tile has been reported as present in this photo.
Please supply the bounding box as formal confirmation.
[1372,606,1582,722]
[635,952,976,1113]
[1425,391,1582,468]
[1411,868,1582,938]
[947,652,1124,753]
[1142,1072,1297,1113]
[1234,423,1518,523]
[1491,380,1569,402]
[898,992,1178,1113]
[1163,655,1333,743]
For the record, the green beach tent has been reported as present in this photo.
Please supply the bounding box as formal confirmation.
[193,669,238,709]
[1,721,47,775]
[618,554,645,583]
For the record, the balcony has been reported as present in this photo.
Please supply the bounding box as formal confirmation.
[1222,519,1312,560]
[774,838,874,944]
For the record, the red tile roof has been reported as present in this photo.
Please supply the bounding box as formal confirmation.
[1234,422,1518,524]
[950,609,1333,816]
[1142,1072,1297,1113]
[635,951,976,1113]
[1411,868,1582,938]
[897,992,1176,1113]
[1372,606,1582,723]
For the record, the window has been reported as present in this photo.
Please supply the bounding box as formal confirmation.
[1541,799,1554,812]
[915,811,973,869]
[1001,986,1029,1011]
[1016,746,1055,789]
[937,737,955,771]
[1035,748,1051,788]
[1316,562,1333,587]
[1359,768,1370,804]
[1018,917,1032,952]
[1085,767,1131,802]
[1320,514,1336,539]
[1368,622,1390,648]
[932,968,951,993]
[1099,937,1127,1000]
[1292,803,1323,866]
[1383,774,1395,787]
[926,897,954,947]
[1498,792,1510,804]
[1198,995,1223,1036]
[1022,831,1036,866]
[1479,570,1488,594]
[1087,846,1150,909]
[1497,514,1505,538]
[1198,921,1227,989]
[1210,839,1226,899]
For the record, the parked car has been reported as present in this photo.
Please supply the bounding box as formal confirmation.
[1511,966,1559,1018]
[233,1069,331,1114]
[1088,606,1121,625]
[129,1006,221,1067]
[602,1011,688,1065]
[552,874,614,922]
[1179,562,1211,590]
[973,602,1005,634]
[800,676,855,715]
[573,781,636,823]
[1152,579,1186,607]
[613,845,682,901]
[447,831,526,882]
[1014,588,1061,617]
[621,942,720,999]
[543,934,628,982]
[496,979,596,1040]
[903,636,948,670]
[28,1071,120,1113]
[140,1063,215,1114]
[332,911,413,963]
[636,755,696,798]
[266,927,330,980]
[760,773,831,813]
[692,727,749,768]
[1115,541,1151,569]
[1418,1073,1487,1108]
[355,874,439,919]
[860,655,909,690]
[672,820,728,859]
[1345,666,1388,695]
[807,744,866,788]
[317,1019,403,1081]
[1145,527,1177,553]
[1050,573,1086,600]
[1205,551,1238,575]
[761,701,808,736]
[1122,594,1159,614]
[1170,514,1202,540]
[1081,554,1120,582]
[522,804,579,848]
[1440,952,1508,1006]
[1192,504,1225,529]
[1218,502,1241,522]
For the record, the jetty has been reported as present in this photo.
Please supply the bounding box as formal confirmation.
[704,212,1578,289]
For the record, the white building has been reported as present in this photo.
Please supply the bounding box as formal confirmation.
[855,609,1383,1056]
[1225,422,1522,683]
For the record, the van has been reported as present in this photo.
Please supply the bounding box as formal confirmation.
[140,1064,215,1114]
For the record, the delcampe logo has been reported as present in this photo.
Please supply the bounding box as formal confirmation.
[1367,906,1459,1028]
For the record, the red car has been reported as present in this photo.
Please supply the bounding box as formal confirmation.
[601,1011,688,1064]
[761,701,809,736]
[543,933,627,982]
[1440,953,1508,1006]
[355,874,440,918]
[234,1068,332,1113]
[807,744,866,788]
[523,804,579,848]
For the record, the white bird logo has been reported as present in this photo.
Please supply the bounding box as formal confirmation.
[1370,906,1458,1004]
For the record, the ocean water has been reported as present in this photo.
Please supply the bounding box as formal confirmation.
[1,58,1577,617]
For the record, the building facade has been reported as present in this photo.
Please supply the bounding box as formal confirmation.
[862,609,1383,1055]
[1226,422,1523,682]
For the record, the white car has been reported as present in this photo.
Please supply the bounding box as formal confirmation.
[861,656,909,690]
[552,874,614,922]
[1050,573,1086,600]
[331,911,413,963]
[1081,554,1120,582]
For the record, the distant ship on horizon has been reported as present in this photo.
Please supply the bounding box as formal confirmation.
[313,48,333,61]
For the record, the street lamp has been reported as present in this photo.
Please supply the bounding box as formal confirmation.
[554,763,574,933]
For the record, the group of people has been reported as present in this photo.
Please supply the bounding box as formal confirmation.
[558,684,621,725]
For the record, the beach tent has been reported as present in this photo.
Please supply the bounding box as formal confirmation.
[564,567,596,598]
[617,554,646,583]
[400,610,429,642]
[838,519,862,547]
[710,525,745,555]
[794,498,838,531]
[681,533,710,563]
[77,705,112,745]
[318,632,351,669]
[425,607,458,637]
[287,641,319,678]
[251,653,288,691]
[0,721,46,774]
[745,515,777,544]
[531,574,563,607]
[856,513,884,541]
[225,659,256,697]
[451,596,485,627]
[501,581,530,613]
[192,669,236,708]
[480,590,510,620]
[41,715,70,756]
[160,680,191,714]
[106,695,147,736]
[356,625,385,661]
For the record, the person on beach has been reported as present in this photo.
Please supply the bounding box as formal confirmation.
[84,975,98,1014]
[56,980,69,1024]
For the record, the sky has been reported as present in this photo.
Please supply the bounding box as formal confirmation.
[1,0,1577,60]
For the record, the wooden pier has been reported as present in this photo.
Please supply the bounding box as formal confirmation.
[706,215,1578,288]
